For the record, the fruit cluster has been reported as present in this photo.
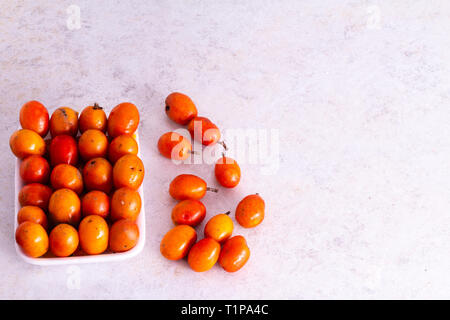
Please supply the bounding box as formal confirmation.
[10,101,144,258]
[158,93,265,272]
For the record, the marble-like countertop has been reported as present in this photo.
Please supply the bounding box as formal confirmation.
[1,1,450,299]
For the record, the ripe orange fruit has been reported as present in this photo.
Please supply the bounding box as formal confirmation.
[109,219,139,253]
[49,134,78,166]
[160,225,197,260]
[215,155,241,188]
[157,132,192,161]
[78,129,108,161]
[10,129,46,159]
[49,107,78,137]
[81,190,110,218]
[204,212,233,243]
[219,235,250,272]
[49,224,79,257]
[108,135,138,163]
[50,164,83,195]
[78,103,107,133]
[171,199,206,227]
[107,102,139,138]
[187,116,221,146]
[78,215,109,255]
[20,155,50,184]
[187,238,221,272]
[15,221,49,258]
[169,174,217,200]
[235,194,265,228]
[18,183,52,210]
[48,188,81,226]
[165,92,198,125]
[17,206,48,230]
[112,154,144,190]
[19,100,49,137]
[110,187,141,221]
[83,158,113,193]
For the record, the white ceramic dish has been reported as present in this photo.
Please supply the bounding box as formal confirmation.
[14,131,146,265]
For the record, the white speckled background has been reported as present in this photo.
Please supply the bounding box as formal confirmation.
[1,0,450,299]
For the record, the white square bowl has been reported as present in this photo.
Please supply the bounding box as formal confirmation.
[14,131,146,265]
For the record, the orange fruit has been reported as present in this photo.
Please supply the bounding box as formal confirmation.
[78,129,108,161]
[109,219,139,253]
[108,135,138,163]
[219,235,250,272]
[10,129,46,159]
[78,103,107,133]
[110,187,141,221]
[49,223,79,257]
[19,100,49,137]
[83,158,113,193]
[107,102,139,138]
[15,221,49,258]
[48,188,81,226]
[112,154,144,190]
[235,194,265,228]
[78,215,109,255]
[187,238,221,272]
[50,164,83,195]
[160,225,197,260]
[49,107,78,137]
[17,206,48,230]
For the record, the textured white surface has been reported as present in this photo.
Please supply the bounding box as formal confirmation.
[1,0,450,299]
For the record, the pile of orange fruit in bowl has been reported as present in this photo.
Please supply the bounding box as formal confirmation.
[10,100,144,258]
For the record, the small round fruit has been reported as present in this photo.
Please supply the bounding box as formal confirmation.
[187,238,221,272]
[188,116,221,146]
[78,103,107,133]
[160,225,197,260]
[171,199,206,227]
[169,174,217,200]
[81,190,110,218]
[18,183,52,210]
[110,187,141,221]
[204,212,233,243]
[50,107,78,137]
[19,100,49,136]
[48,188,81,226]
[165,92,198,125]
[20,155,50,184]
[109,219,139,253]
[17,206,48,230]
[235,194,265,228]
[157,132,192,161]
[78,215,109,255]
[215,155,241,188]
[49,224,79,257]
[219,235,250,272]
[15,221,49,258]
[112,154,144,190]
[50,164,83,194]
[83,158,113,193]
[108,135,138,163]
[107,102,139,138]
[49,135,78,166]
[9,129,46,159]
[78,129,108,160]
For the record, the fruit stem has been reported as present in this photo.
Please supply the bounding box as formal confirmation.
[219,141,228,151]
[206,187,219,193]
[225,211,231,215]
[93,103,102,110]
